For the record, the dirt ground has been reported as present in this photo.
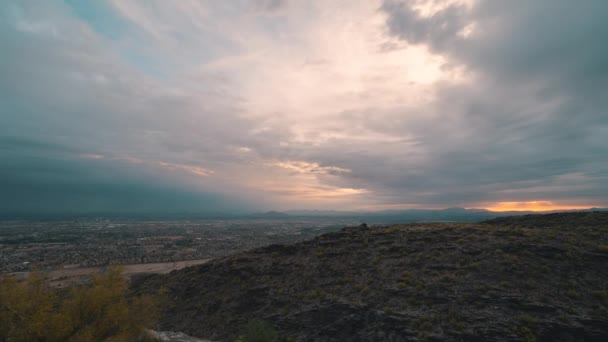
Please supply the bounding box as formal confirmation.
[8,259,211,288]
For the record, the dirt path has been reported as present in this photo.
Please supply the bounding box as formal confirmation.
[9,259,211,288]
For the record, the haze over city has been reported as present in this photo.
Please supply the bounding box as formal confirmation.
[2,0,607,214]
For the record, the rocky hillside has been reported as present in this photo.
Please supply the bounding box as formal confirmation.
[134,212,608,341]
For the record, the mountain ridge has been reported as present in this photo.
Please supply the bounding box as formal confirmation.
[133,211,608,341]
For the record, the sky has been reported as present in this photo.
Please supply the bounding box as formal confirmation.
[1,0,607,214]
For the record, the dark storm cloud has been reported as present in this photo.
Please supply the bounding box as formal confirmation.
[0,136,251,214]
[255,0,289,13]
[330,0,608,206]
[2,0,607,212]
[0,2,260,214]
[282,0,608,207]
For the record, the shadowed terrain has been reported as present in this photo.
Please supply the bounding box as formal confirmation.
[134,212,608,341]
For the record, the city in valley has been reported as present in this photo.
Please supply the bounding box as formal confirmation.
[0,217,358,287]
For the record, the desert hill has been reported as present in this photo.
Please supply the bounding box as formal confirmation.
[134,212,608,341]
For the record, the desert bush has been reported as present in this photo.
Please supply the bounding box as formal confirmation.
[237,319,278,342]
[0,267,164,342]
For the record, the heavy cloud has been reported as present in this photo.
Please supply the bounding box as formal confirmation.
[1,0,607,213]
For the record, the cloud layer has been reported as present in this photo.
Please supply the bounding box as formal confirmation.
[1,0,607,213]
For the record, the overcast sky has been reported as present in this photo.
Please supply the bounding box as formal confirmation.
[1,0,607,213]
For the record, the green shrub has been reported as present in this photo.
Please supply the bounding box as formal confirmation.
[238,319,278,342]
[0,267,164,342]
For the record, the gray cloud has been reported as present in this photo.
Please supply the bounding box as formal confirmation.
[254,0,289,13]
[1,1,607,213]
[0,3,263,214]
[0,135,254,214]
[323,0,608,207]
[251,0,608,208]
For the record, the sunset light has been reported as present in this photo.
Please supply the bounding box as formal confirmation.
[484,201,594,212]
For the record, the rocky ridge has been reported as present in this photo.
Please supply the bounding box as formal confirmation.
[134,211,608,341]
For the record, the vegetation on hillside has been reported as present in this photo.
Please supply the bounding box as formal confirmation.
[0,267,164,342]
[135,212,608,341]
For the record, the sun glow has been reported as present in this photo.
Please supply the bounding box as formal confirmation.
[484,201,593,212]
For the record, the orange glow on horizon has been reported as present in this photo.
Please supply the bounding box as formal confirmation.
[484,201,593,212]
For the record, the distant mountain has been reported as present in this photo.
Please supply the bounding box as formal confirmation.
[283,209,359,217]
[483,210,608,227]
[284,207,496,216]
[280,207,522,223]
[246,211,291,218]
[4,207,604,221]
[276,207,608,223]
[134,211,608,341]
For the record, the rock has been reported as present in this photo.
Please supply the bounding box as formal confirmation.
[146,330,212,342]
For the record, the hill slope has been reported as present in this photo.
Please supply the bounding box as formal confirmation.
[134,212,608,341]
